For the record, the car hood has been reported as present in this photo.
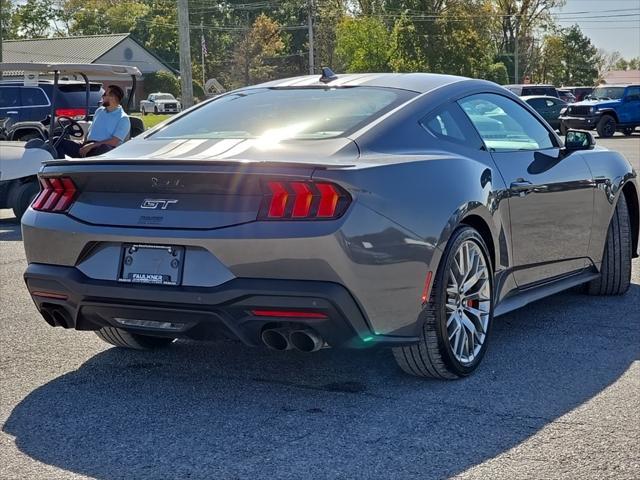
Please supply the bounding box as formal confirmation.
[93,136,361,167]
[571,99,620,108]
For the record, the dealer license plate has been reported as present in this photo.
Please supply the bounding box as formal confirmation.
[118,244,184,286]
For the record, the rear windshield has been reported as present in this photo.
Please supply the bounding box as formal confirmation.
[56,83,104,110]
[522,87,557,97]
[151,87,415,140]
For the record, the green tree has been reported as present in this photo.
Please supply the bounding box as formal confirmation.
[62,0,149,36]
[561,24,597,85]
[485,62,509,84]
[539,34,565,84]
[494,0,566,83]
[12,0,61,38]
[231,14,285,87]
[335,16,390,73]
[144,71,180,97]
[389,14,426,72]
[1,0,18,41]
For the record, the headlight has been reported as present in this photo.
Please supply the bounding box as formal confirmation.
[589,106,596,114]
[560,107,567,115]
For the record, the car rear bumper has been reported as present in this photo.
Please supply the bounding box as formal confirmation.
[24,263,419,348]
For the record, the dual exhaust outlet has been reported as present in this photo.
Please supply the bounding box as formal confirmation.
[261,327,324,353]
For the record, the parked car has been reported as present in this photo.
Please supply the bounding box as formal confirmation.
[557,89,576,103]
[21,71,639,379]
[504,84,559,98]
[562,86,594,102]
[522,95,567,130]
[0,80,103,141]
[559,84,640,137]
[139,93,181,115]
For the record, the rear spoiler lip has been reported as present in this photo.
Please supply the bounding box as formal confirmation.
[41,158,356,170]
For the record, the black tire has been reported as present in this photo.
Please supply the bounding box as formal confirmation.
[393,227,493,379]
[95,327,175,350]
[154,106,159,115]
[141,108,147,116]
[12,181,40,221]
[622,127,635,136]
[587,194,632,296]
[596,115,616,138]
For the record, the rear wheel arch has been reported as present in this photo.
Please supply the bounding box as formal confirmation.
[460,214,496,271]
[621,181,639,257]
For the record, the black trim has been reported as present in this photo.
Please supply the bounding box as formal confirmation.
[24,263,419,348]
[494,269,598,317]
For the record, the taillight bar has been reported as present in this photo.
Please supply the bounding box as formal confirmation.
[55,108,87,120]
[32,176,78,213]
[259,180,350,220]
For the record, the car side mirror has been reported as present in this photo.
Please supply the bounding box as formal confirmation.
[564,130,595,151]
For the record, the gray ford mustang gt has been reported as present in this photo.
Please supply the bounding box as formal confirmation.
[22,72,639,379]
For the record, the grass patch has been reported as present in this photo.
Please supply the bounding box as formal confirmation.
[132,113,172,130]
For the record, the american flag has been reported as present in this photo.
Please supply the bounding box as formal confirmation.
[201,34,208,57]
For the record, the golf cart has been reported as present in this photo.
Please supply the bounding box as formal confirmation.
[0,63,142,220]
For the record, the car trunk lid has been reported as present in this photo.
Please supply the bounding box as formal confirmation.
[41,138,358,229]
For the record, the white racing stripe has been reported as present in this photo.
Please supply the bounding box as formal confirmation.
[188,139,245,159]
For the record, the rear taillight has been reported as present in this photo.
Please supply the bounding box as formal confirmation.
[32,176,78,213]
[55,108,87,120]
[259,180,351,220]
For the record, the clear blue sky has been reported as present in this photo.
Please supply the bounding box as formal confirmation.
[553,0,640,59]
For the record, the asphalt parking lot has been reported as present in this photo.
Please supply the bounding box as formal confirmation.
[1,134,639,479]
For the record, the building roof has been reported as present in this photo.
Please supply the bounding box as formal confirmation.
[3,34,130,64]
[603,70,640,85]
[1,34,176,75]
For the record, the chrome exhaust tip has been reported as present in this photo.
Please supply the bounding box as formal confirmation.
[289,329,324,353]
[261,328,292,351]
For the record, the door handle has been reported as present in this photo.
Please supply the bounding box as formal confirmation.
[510,180,533,196]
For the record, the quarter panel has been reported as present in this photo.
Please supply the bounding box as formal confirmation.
[582,148,639,264]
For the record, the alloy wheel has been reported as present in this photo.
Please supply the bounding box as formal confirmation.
[445,240,491,365]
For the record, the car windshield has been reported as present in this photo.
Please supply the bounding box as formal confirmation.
[151,87,414,140]
[589,87,625,100]
[156,94,175,100]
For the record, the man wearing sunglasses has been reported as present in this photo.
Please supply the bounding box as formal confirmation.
[56,84,131,158]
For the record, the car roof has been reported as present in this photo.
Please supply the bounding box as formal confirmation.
[597,84,639,87]
[250,72,468,93]
[520,95,562,100]
[504,84,556,88]
[0,79,101,85]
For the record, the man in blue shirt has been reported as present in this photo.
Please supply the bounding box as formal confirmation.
[57,84,131,158]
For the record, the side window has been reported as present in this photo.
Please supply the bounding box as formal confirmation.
[0,87,20,108]
[527,98,545,109]
[420,103,481,148]
[625,87,640,101]
[458,93,556,152]
[21,88,48,107]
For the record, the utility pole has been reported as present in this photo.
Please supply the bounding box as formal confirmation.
[177,0,194,108]
[201,20,205,87]
[307,0,314,75]
[514,15,519,84]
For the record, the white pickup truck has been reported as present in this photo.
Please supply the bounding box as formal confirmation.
[139,93,181,115]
